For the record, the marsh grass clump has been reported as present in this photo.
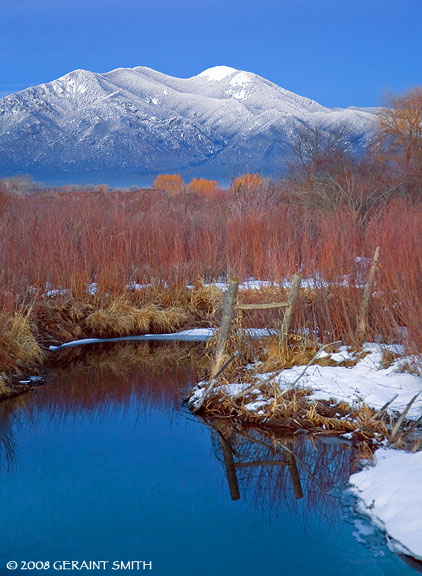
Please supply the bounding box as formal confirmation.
[260,336,320,372]
[147,304,191,333]
[188,280,222,321]
[0,309,44,398]
[83,298,151,337]
[380,348,402,369]
[0,311,44,371]
[35,297,92,345]
[33,291,195,344]
[83,299,191,338]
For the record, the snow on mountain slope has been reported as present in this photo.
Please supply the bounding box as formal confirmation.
[0,65,378,184]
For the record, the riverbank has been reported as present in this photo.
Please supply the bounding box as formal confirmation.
[2,309,422,566]
[351,448,422,562]
[188,343,422,445]
[1,182,422,403]
[0,282,223,399]
[187,340,422,565]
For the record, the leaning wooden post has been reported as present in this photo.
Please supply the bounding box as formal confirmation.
[211,277,240,378]
[356,246,380,343]
[280,272,302,354]
[190,278,239,414]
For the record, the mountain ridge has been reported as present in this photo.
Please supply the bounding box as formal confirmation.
[0,65,378,185]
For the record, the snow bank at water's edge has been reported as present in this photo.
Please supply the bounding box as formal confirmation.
[350,449,422,561]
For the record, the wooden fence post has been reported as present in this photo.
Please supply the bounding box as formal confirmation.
[356,246,380,343]
[280,272,302,353]
[212,277,240,378]
[190,278,239,413]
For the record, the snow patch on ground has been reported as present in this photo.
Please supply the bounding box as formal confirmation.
[350,449,422,560]
[273,345,422,418]
[188,343,422,421]
[201,278,276,291]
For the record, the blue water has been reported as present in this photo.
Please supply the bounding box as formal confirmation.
[0,345,418,576]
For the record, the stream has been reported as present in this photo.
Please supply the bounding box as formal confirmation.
[0,342,418,575]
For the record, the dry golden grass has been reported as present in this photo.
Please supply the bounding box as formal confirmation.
[0,292,196,395]
[380,348,402,369]
[0,311,44,371]
[147,304,190,333]
[35,298,91,344]
[260,336,320,372]
[188,280,222,320]
[83,298,191,338]
[0,375,10,396]
[259,335,369,373]
[84,298,149,336]
[130,282,190,308]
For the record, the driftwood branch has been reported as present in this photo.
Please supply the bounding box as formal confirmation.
[289,341,341,387]
[191,351,241,413]
[390,393,420,441]
[232,370,283,401]
[371,394,399,421]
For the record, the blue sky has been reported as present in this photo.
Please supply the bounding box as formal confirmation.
[1,0,421,107]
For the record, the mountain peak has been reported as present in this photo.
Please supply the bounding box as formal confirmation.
[197,66,238,81]
[0,64,377,184]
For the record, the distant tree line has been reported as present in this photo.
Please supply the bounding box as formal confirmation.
[150,87,422,220]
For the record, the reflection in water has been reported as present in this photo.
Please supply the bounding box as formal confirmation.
[41,341,204,413]
[203,417,360,519]
[2,341,359,517]
[0,342,418,575]
[0,408,17,474]
[0,342,203,477]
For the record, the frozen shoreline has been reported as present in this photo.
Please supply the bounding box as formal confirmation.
[189,343,422,563]
[190,344,422,418]
[49,328,214,350]
[350,449,422,561]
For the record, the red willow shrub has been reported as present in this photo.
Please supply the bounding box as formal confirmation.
[0,182,421,353]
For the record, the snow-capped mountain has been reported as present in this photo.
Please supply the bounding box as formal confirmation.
[0,65,378,184]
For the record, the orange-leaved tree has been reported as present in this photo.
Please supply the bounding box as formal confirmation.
[152,174,185,195]
[189,178,221,199]
[231,173,264,194]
